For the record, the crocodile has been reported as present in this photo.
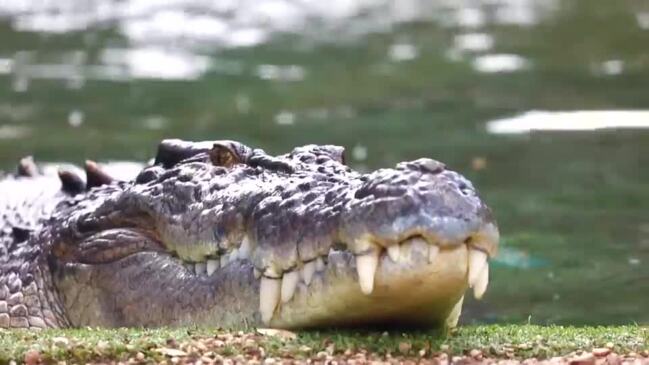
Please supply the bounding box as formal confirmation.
[0,139,498,329]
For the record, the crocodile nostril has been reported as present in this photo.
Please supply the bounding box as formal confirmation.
[458,181,472,196]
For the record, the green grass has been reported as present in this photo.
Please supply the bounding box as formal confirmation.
[0,325,646,363]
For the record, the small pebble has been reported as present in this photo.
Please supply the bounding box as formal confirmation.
[23,349,41,365]
[398,341,412,354]
[569,352,596,365]
[591,347,610,357]
[52,337,69,347]
[470,349,483,359]
[606,353,621,365]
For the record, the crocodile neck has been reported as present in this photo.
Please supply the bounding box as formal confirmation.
[0,176,69,328]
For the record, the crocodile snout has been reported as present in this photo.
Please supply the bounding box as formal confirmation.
[341,158,497,251]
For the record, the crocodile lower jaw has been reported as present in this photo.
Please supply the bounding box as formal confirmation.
[165,232,493,329]
[266,238,483,329]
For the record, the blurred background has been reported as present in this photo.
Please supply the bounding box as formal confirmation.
[0,0,647,325]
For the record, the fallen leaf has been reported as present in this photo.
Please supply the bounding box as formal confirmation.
[256,328,297,340]
[156,348,188,357]
[592,347,611,357]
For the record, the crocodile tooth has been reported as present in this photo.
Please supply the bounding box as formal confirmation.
[356,248,379,295]
[195,262,206,275]
[230,249,239,262]
[468,249,488,287]
[409,237,429,260]
[428,245,440,263]
[473,264,489,299]
[280,271,299,303]
[254,268,261,279]
[315,257,325,271]
[206,259,219,275]
[238,236,252,259]
[387,245,400,262]
[259,277,281,324]
[301,261,316,285]
[445,295,464,328]
[400,240,413,261]
[220,254,228,268]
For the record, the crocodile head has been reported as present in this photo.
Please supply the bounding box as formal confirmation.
[48,139,498,329]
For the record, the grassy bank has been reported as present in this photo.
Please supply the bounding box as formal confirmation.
[0,325,647,364]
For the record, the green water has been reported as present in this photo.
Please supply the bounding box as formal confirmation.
[0,0,647,325]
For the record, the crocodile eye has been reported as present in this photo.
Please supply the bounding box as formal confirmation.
[210,143,241,168]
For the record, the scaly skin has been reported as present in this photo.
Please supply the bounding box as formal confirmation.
[0,140,498,329]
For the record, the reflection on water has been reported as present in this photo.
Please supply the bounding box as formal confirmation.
[472,54,529,73]
[454,33,494,53]
[487,111,649,134]
[0,0,561,85]
[0,0,648,325]
[1,0,558,38]
[0,124,31,139]
[102,48,212,80]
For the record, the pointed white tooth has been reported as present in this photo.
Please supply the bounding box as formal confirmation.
[445,295,464,329]
[473,264,489,299]
[195,262,206,275]
[402,240,416,262]
[259,277,281,325]
[387,245,400,262]
[280,271,299,303]
[220,254,228,268]
[229,249,238,263]
[238,236,252,259]
[468,249,488,287]
[409,237,429,260]
[253,268,262,279]
[301,261,316,285]
[315,257,325,271]
[428,245,440,263]
[206,259,219,275]
[356,249,379,295]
